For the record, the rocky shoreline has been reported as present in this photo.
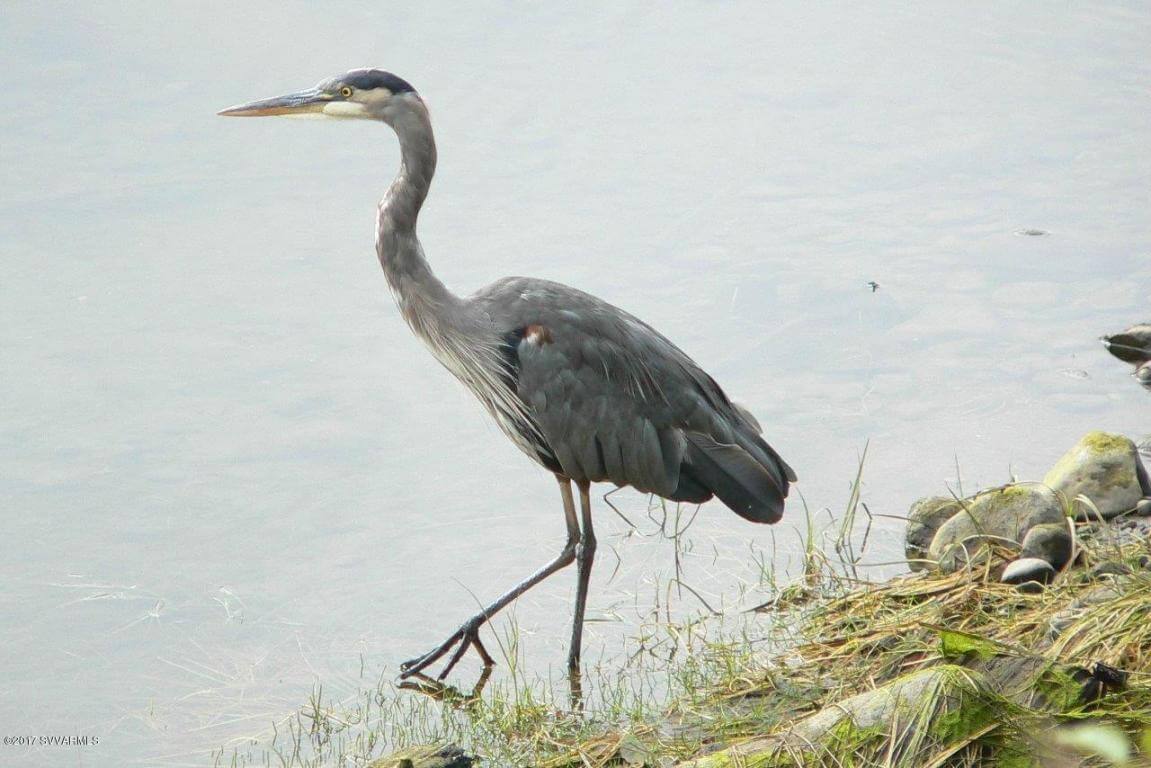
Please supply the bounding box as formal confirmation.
[372,431,1151,768]
[907,431,1151,588]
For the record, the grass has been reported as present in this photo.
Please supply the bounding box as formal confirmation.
[215,455,1151,768]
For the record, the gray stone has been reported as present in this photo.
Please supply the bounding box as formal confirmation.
[367,746,473,768]
[1020,522,1073,569]
[1043,431,1144,520]
[1101,324,1151,364]
[1137,499,1151,517]
[1137,362,1151,392]
[1114,515,1151,546]
[680,666,987,768]
[905,496,961,571]
[1002,557,1056,589]
[927,484,1066,572]
[1088,561,1133,579]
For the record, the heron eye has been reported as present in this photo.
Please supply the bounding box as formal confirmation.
[339,86,354,98]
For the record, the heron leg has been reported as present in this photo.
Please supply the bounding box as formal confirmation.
[567,481,596,671]
[399,475,580,680]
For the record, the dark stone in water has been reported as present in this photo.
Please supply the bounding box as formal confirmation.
[1138,362,1151,392]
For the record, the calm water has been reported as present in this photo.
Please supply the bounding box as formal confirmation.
[2,2,1149,765]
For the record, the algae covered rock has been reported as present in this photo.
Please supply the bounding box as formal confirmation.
[367,745,473,768]
[905,496,961,571]
[679,665,993,767]
[1043,431,1143,520]
[927,484,1067,572]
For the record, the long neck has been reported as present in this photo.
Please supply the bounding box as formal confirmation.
[374,100,539,453]
[381,104,436,231]
[376,101,461,339]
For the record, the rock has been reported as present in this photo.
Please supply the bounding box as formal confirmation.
[1001,558,1055,590]
[1137,499,1151,517]
[1088,561,1133,579]
[1137,361,1151,392]
[1100,323,1151,364]
[1043,432,1144,520]
[1081,514,1151,552]
[1020,522,1073,569]
[679,666,991,767]
[927,484,1066,572]
[368,746,473,768]
[905,496,961,571]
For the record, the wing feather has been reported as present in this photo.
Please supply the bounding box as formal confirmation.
[473,277,794,519]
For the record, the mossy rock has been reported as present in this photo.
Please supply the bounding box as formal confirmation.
[927,484,1065,572]
[1043,431,1142,520]
[905,496,962,571]
[367,745,473,768]
[679,665,994,767]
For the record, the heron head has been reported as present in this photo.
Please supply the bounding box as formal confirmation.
[218,69,419,123]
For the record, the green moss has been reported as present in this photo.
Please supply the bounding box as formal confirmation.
[930,697,995,742]
[997,484,1033,500]
[996,746,1039,768]
[824,716,889,753]
[921,666,998,747]
[939,628,1000,661]
[1081,431,1131,456]
[1034,666,1086,713]
[697,749,783,768]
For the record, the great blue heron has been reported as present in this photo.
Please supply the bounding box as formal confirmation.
[220,69,795,679]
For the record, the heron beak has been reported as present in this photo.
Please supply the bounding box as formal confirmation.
[218,87,330,117]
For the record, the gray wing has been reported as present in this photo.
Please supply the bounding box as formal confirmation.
[474,278,795,523]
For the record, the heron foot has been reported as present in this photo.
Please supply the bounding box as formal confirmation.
[398,617,494,680]
[398,666,492,705]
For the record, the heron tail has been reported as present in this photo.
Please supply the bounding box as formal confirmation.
[673,431,791,524]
